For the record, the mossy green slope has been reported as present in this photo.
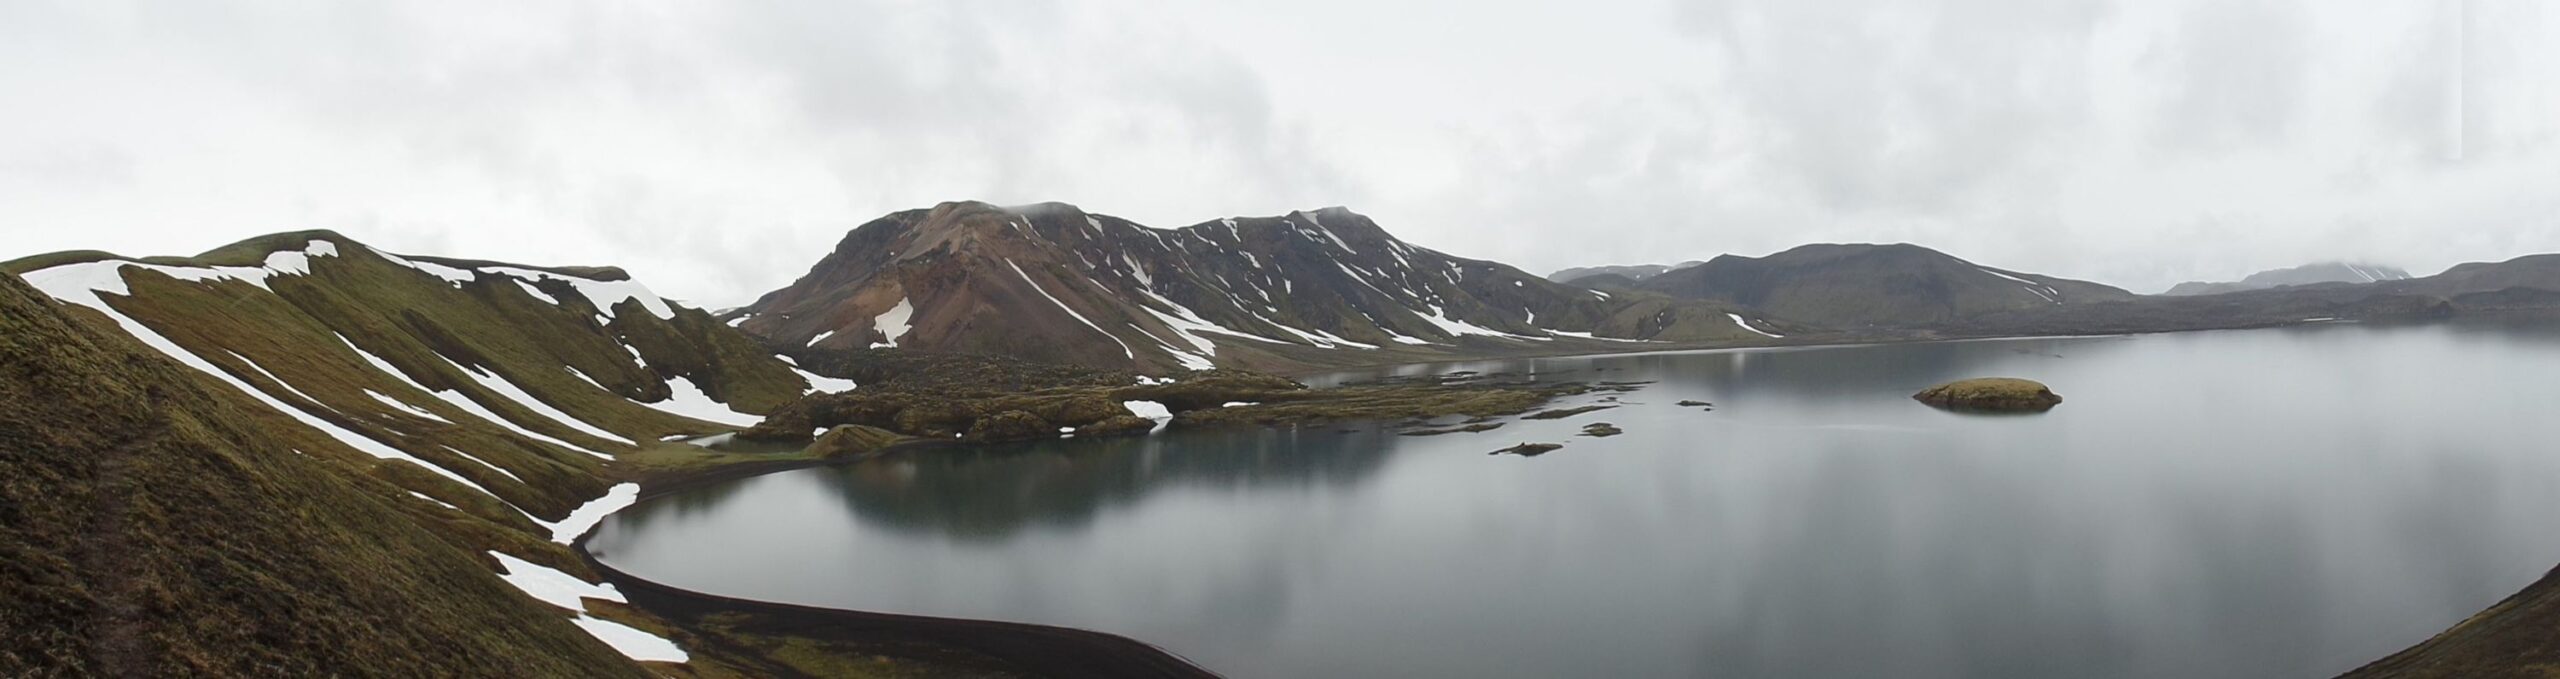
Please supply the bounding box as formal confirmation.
[13,232,816,521]
[0,232,860,675]
[0,271,648,677]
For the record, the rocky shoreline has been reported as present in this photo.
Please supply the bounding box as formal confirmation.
[584,360,1626,677]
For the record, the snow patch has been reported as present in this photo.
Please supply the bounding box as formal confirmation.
[573,618,690,663]
[632,376,764,427]
[1122,401,1173,432]
[17,271,498,499]
[490,551,625,609]
[1008,260,1134,359]
[440,444,524,483]
[22,241,340,297]
[446,359,638,447]
[776,355,859,394]
[366,389,450,423]
[1543,329,1654,343]
[512,280,560,305]
[480,266,677,321]
[1726,313,1785,339]
[1412,304,1539,340]
[416,355,618,459]
[369,248,477,286]
[546,482,639,544]
[488,546,689,663]
[1978,267,2062,304]
[1294,211,1357,253]
[871,297,915,348]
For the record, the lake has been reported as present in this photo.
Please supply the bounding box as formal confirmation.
[587,321,2560,678]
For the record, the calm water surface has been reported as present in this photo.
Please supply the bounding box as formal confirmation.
[590,322,2560,678]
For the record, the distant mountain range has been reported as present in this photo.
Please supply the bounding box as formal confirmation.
[2164,262,2413,296]
[731,202,1793,373]
[14,200,2560,674]
[1547,262,1702,286]
[1625,243,2136,328]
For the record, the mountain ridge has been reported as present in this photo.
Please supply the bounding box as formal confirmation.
[1548,262,1703,285]
[1629,243,2137,328]
[734,201,1797,373]
[2163,261,2413,296]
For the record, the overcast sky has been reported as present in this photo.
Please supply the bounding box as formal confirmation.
[4,0,2555,302]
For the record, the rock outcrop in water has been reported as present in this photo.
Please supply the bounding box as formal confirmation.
[1490,442,1564,457]
[1913,378,2064,413]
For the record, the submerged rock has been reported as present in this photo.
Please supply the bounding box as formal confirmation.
[1912,378,2064,413]
[1490,442,1564,457]
[1580,423,1623,438]
[1522,404,1615,420]
[1401,422,1505,437]
[1676,400,1712,407]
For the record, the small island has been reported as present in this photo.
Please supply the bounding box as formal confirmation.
[1913,378,2064,413]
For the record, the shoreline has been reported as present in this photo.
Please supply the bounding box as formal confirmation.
[1262,314,2394,379]
[594,439,1223,677]
[588,314,2560,678]
[577,536,1218,679]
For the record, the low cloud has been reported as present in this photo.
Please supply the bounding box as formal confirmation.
[0,0,2553,299]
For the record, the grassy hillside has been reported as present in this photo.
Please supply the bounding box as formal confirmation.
[11,233,824,518]
[0,271,650,677]
[1,232,1219,677]
[0,232,880,675]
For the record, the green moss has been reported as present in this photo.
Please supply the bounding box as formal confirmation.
[0,272,648,677]
[1912,377,2064,413]
[0,249,127,275]
[0,234,898,675]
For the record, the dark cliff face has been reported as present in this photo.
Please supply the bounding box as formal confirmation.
[735,201,1787,373]
[1633,243,2135,328]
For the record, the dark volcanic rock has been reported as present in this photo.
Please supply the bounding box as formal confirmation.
[1117,371,1305,411]
[1400,422,1505,436]
[1676,400,1711,407]
[1078,415,1158,438]
[1522,404,1615,420]
[808,425,906,458]
[1913,378,2064,413]
[1580,423,1623,437]
[1490,442,1565,457]
[894,400,979,437]
[967,410,1053,442]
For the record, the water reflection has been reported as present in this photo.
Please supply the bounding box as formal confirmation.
[592,321,2560,678]
[813,427,1401,540]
